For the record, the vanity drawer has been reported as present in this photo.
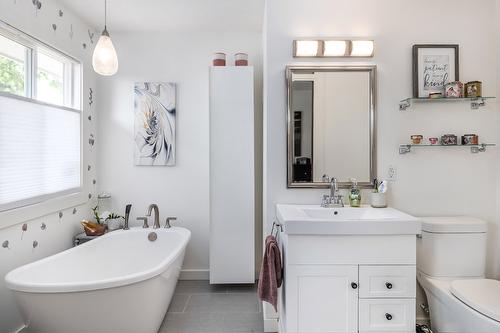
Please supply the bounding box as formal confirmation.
[359,265,416,298]
[359,299,415,332]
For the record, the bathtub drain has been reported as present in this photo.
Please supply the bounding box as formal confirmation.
[148,232,157,242]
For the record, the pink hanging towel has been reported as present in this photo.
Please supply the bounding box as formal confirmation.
[258,235,283,311]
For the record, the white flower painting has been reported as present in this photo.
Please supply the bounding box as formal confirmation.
[134,82,176,166]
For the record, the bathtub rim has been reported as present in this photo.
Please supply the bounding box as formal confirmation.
[5,226,191,294]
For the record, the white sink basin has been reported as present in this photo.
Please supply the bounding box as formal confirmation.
[276,204,421,235]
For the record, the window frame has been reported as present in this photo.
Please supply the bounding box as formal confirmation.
[0,23,86,229]
[0,26,81,110]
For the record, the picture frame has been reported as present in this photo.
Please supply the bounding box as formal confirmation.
[134,82,176,166]
[412,44,459,98]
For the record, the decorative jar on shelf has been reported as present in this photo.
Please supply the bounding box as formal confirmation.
[371,192,387,208]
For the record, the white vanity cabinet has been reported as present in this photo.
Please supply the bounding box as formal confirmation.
[286,264,359,332]
[276,205,421,333]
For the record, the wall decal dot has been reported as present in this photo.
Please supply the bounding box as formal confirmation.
[32,240,38,248]
[51,24,57,32]
[2,240,9,249]
[89,134,95,147]
[88,193,92,199]
[59,211,63,219]
[58,9,63,17]
[21,223,27,240]
[32,0,42,10]
[83,43,87,50]
[93,179,97,185]
[88,30,95,44]
[88,115,92,121]
[41,223,47,230]
[73,208,77,214]
[89,88,94,107]
[88,165,92,171]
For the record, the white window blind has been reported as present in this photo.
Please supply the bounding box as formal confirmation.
[0,94,81,211]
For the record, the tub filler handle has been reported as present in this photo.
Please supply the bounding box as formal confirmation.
[137,217,149,228]
[165,217,177,228]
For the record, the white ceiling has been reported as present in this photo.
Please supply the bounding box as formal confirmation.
[58,0,264,33]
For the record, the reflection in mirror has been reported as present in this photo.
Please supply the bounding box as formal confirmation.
[287,66,376,188]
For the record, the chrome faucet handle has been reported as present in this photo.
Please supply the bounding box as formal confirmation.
[321,195,330,208]
[165,217,177,228]
[137,217,149,228]
[337,195,345,207]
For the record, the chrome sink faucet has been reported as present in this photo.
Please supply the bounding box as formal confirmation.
[321,175,344,208]
[146,204,160,229]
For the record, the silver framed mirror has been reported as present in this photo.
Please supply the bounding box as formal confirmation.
[286,65,377,189]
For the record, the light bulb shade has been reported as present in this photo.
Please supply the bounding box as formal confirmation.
[92,32,118,76]
[323,40,348,56]
[294,40,320,57]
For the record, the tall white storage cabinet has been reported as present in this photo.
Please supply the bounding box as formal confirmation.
[209,66,255,284]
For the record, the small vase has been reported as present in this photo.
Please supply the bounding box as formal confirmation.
[371,192,387,208]
[106,218,122,231]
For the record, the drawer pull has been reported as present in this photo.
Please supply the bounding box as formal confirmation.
[385,282,393,289]
[351,282,358,289]
[385,313,393,321]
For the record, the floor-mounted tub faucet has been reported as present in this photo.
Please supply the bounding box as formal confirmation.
[146,204,160,229]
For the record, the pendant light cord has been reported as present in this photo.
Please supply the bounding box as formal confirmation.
[104,0,107,29]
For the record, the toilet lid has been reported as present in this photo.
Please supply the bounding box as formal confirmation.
[421,216,487,233]
[451,279,500,323]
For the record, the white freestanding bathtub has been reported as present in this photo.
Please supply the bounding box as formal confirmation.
[5,227,191,333]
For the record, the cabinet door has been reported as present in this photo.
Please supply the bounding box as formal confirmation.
[286,265,358,333]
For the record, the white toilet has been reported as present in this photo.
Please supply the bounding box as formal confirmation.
[417,216,500,333]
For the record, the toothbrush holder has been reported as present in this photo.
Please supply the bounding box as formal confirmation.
[371,192,387,208]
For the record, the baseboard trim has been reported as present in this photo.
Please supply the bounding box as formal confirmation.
[179,269,209,280]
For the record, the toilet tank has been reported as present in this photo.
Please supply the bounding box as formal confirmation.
[417,216,487,278]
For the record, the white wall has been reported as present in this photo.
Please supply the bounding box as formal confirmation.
[264,0,499,321]
[0,1,98,332]
[96,31,263,279]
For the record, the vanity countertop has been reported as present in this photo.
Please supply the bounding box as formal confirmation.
[276,204,421,235]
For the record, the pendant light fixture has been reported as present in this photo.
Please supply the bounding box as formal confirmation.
[92,0,118,76]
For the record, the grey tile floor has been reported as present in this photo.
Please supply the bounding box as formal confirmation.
[159,280,264,333]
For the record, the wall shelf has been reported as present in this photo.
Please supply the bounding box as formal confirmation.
[399,97,495,111]
[399,143,495,154]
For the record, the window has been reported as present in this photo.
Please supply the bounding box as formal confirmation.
[0,26,82,213]
[0,29,81,109]
[37,51,64,105]
[0,34,28,97]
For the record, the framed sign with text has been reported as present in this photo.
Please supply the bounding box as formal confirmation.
[412,44,459,98]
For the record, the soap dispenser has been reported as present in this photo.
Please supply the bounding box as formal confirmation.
[349,178,361,207]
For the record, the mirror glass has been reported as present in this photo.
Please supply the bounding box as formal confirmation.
[287,66,376,188]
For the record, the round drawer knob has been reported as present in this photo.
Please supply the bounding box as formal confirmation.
[351,282,358,289]
[385,313,393,321]
[385,282,393,289]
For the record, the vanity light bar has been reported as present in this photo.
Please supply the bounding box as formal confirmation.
[293,39,374,58]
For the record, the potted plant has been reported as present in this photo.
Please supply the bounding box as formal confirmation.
[80,205,107,236]
[105,212,124,231]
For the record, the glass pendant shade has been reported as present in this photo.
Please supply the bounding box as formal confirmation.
[92,29,118,76]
